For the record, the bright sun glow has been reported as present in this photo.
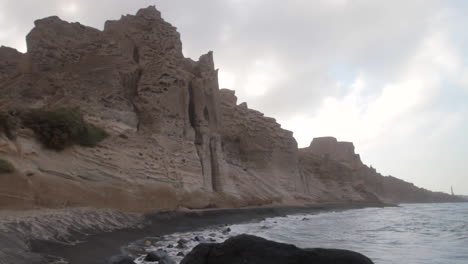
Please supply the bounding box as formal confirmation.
[219,70,236,89]
[60,2,79,15]
[244,58,283,97]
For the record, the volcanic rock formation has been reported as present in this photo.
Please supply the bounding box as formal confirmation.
[0,6,462,211]
[299,137,462,203]
[180,234,375,264]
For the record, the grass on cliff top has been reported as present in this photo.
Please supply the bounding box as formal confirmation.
[0,159,14,174]
[0,111,18,140]
[21,108,108,150]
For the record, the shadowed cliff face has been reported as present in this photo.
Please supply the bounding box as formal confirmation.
[219,89,301,203]
[0,6,462,211]
[0,46,22,84]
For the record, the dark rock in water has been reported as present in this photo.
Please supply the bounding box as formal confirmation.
[194,235,207,242]
[177,252,185,257]
[144,250,176,264]
[160,257,177,264]
[144,250,167,261]
[107,255,136,264]
[177,238,188,248]
[167,244,174,248]
[178,238,189,244]
[180,234,374,264]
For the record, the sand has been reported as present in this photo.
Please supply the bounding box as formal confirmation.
[0,203,390,264]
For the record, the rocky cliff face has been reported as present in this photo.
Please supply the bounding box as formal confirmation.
[299,137,462,204]
[0,6,462,211]
[0,6,234,211]
[219,89,301,203]
[306,137,363,170]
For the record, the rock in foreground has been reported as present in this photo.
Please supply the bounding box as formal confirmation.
[181,234,374,264]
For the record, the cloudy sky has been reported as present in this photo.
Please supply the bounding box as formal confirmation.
[1,0,467,194]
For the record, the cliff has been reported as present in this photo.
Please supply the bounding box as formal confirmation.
[0,6,462,212]
[299,137,462,204]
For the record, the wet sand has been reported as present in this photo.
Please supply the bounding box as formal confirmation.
[28,203,390,264]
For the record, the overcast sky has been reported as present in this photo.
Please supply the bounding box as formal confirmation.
[1,0,467,195]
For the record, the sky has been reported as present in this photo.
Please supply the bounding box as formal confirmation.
[0,0,467,195]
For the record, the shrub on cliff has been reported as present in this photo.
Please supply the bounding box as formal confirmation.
[21,108,108,150]
[0,159,14,174]
[75,123,109,147]
[0,111,18,140]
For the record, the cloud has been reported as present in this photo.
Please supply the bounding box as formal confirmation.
[278,18,468,193]
[280,9,465,146]
[460,68,468,90]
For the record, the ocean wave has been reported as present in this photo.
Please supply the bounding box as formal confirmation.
[126,203,468,264]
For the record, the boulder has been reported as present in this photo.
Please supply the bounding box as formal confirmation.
[144,250,167,262]
[144,250,176,264]
[180,234,374,264]
[194,235,207,243]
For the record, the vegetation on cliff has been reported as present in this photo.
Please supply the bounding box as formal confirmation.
[21,108,108,150]
[0,111,18,140]
[0,159,14,174]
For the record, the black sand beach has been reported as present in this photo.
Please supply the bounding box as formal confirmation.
[29,203,389,264]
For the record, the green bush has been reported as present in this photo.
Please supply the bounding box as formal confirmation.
[0,111,18,140]
[21,108,108,150]
[75,123,108,147]
[0,159,14,174]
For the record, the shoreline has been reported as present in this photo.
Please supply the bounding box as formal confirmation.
[27,203,391,264]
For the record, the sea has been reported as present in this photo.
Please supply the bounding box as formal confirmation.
[132,203,468,264]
